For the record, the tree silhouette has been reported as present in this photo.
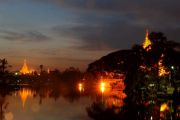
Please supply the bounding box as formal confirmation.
[0,59,8,73]
[39,64,43,73]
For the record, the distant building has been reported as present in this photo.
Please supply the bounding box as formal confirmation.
[20,59,31,74]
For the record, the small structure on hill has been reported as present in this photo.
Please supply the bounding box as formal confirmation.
[142,30,152,51]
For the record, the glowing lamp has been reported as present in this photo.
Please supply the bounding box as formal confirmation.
[160,103,169,112]
[78,83,83,92]
[100,82,105,93]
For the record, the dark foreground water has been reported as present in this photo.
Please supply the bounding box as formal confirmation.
[2,92,91,120]
[0,84,179,120]
[0,85,93,120]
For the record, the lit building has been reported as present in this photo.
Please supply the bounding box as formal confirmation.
[99,73,127,109]
[158,54,170,77]
[20,59,31,74]
[142,30,152,51]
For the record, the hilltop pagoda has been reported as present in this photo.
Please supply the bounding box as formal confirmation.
[142,30,152,51]
[20,59,30,74]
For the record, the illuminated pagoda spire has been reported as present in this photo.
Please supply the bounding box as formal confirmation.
[20,59,30,74]
[142,29,152,51]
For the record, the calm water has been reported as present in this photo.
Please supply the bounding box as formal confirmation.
[0,83,179,120]
[0,86,93,120]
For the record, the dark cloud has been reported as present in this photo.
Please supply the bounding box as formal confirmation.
[43,0,180,22]
[2,0,180,27]
[50,0,180,51]
[0,30,51,42]
[52,22,144,50]
[2,0,180,49]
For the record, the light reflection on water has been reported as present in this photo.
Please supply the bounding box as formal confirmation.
[0,80,126,120]
[0,82,179,120]
[18,88,34,108]
[2,87,92,120]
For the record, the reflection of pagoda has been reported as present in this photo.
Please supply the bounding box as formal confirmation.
[19,88,33,108]
[20,59,30,74]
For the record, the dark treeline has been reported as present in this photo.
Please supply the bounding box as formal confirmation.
[0,60,84,84]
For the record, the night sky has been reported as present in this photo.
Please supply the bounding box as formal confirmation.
[0,0,180,71]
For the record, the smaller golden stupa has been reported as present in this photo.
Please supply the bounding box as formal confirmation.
[20,59,30,74]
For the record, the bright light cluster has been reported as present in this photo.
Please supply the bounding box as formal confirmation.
[100,82,105,93]
[78,83,83,92]
[160,103,169,112]
[158,54,170,77]
[143,30,152,51]
[20,59,33,74]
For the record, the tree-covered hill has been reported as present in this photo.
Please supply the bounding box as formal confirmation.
[87,32,180,94]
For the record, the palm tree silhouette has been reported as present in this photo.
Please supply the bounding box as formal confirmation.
[0,59,8,73]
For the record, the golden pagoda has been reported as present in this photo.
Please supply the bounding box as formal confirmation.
[20,59,30,74]
[143,30,152,51]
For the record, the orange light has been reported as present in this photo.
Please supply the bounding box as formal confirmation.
[100,82,105,93]
[160,103,169,112]
[158,54,170,77]
[19,88,33,108]
[78,83,83,92]
[20,59,31,74]
[47,68,50,74]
